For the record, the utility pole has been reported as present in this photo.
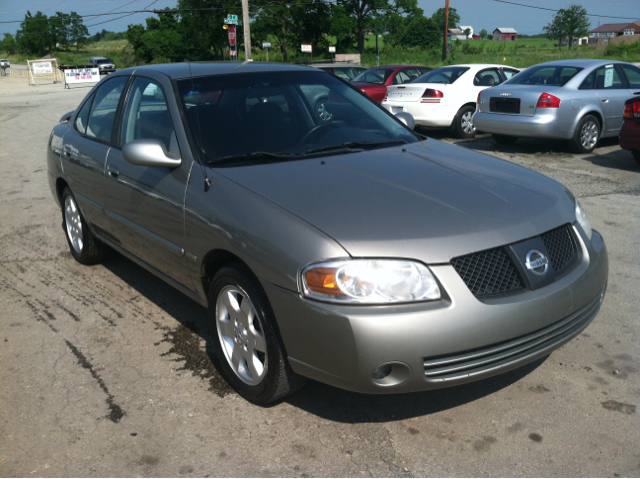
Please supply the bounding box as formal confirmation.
[242,0,252,61]
[441,0,449,61]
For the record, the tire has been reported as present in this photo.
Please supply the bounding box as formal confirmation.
[571,115,600,154]
[61,187,108,264]
[632,150,640,166]
[208,265,306,404]
[453,105,477,139]
[492,134,518,145]
[315,97,332,122]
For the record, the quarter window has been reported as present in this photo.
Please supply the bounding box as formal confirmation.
[620,64,640,89]
[86,76,128,142]
[120,78,178,156]
[74,93,94,134]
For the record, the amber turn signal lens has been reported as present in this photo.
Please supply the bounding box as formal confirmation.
[305,267,345,296]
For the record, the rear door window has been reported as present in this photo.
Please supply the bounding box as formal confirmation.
[474,68,501,86]
[86,76,128,142]
[594,64,628,89]
[393,68,421,84]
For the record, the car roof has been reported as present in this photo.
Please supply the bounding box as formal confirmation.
[528,59,630,68]
[116,61,323,80]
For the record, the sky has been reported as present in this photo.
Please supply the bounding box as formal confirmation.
[1,0,639,38]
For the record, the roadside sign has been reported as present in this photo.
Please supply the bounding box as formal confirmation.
[228,25,236,46]
[64,68,100,86]
[328,46,336,53]
[301,43,312,53]
[224,14,242,26]
[262,42,271,48]
[32,61,52,74]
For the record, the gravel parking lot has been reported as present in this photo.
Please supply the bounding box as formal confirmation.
[1,74,639,477]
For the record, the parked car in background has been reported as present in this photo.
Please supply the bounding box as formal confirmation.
[87,56,116,74]
[382,64,520,138]
[47,62,607,404]
[305,61,367,81]
[352,65,433,102]
[620,96,640,164]
[0,59,10,68]
[474,60,640,153]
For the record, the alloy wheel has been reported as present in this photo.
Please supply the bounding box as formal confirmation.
[216,285,268,386]
[64,195,83,254]
[580,120,598,150]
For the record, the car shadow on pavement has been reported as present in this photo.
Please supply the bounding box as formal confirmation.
[101,242,548,422]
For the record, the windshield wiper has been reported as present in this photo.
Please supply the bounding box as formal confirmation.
[207,151,300,165]
[301,139,407,156]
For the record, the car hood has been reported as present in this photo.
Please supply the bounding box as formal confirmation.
[214,140,576,263]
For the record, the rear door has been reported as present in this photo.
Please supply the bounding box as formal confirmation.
[61,75,129,233]
[595,64,632,134]
[104,75,195,290]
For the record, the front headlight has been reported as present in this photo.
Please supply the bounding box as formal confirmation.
[301,259,441,304]
[575,199,592,240]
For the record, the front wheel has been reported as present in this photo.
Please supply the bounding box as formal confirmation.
[61,187,108,264]
[571,115,600,154]
[209,265,306,404]
[453,105,477,139]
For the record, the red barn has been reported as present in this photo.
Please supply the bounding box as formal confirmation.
[492,28,518,41]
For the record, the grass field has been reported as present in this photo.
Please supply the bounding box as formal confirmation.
[3,35,639,69]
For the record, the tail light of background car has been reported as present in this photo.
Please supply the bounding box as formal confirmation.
[421,89,443,103]
[537,92,561,109]
[477,91,482,104]
[383,91,388,102]
[623,100,640,119]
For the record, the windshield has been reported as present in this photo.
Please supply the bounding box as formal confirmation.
[96,59,113,64]
[353,69,395,84]
[504,65,583,86]
[178,71,420,164]
[413,66,470,84]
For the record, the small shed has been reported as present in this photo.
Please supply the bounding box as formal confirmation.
[493,28,517,41]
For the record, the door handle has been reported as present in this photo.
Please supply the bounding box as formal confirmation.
[107,166,119,178]
[601,99,609,103]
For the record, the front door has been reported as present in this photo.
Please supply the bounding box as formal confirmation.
[104,76,195,291]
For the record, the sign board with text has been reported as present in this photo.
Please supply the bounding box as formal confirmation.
[328,46,336,53]
[32,62,53,74]
[301,43,312,52]
[65,68,100,84]
[262,42,271,48]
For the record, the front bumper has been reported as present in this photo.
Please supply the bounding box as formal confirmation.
[265,226,608,394]
[474,110,574,140]
[98,67,116,74]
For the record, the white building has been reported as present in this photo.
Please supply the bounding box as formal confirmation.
[459,26,473,39]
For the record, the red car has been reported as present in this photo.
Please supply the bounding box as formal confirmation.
[352,65,432,102]
[620,96,640,165]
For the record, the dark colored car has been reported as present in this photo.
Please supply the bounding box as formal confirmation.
[306,61,367,81]
[88,56,116,74]
[620,96,640,165]
[352,65,432,102]
[47,62,608,404]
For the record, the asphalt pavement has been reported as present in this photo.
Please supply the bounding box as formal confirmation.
[0,76,638,477]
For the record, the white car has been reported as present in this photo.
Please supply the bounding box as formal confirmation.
[382,64,520,138]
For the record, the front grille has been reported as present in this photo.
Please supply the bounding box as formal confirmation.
[451,248,524,298]
[423,293,602,382]
[541,224,578,275]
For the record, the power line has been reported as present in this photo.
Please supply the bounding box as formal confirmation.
[0,0,141,15]
[490,0,640,20]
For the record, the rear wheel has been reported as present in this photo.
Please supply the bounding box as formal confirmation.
[492,134,518,145]
[571,115,600,154]
[61,187,108,264]
[453,105,477,139]
[209,265,306,404]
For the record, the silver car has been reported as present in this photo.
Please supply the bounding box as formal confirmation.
[474,59,640,153]
[47,62,608,404]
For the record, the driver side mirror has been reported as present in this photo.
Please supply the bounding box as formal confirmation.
[394,112,415,131]
[122,139,181,168]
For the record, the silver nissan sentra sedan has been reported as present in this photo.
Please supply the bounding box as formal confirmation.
[474,59,640,153]
[47,62,608,404]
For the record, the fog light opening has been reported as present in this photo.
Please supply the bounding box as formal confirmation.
[370,362,412,387]
[372,365,392,380]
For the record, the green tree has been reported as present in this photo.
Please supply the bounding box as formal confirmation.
[178,0,240,60]
[16,11,51,56]
[431,7,460,32]
[50,12,71,51]
[68,12,89,50]
[560,4,590,49]
[126,9,186,63]
[543,13,565,46]
[1,33,18,55]
[479,28,487,39]
[399,16,439,48]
